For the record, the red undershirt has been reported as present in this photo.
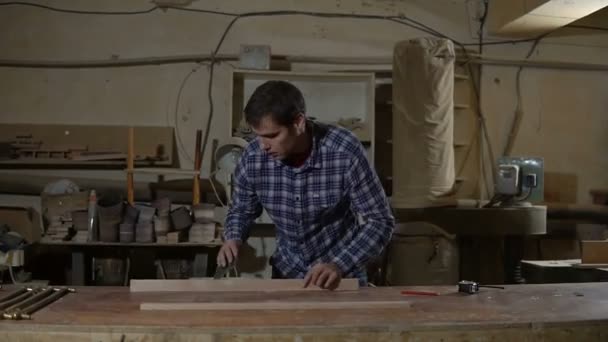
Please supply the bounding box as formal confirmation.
[286,135,312,168]
[287,151,310,167]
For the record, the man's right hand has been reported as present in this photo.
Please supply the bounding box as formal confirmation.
[217,240,242,267]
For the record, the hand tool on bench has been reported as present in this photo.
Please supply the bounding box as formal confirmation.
[214,262,238,279]
[2,287,54,319]
[12,287,75,320]
[458,280,505,294]
[0,288,34,311]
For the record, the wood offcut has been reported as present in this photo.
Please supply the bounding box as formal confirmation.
[130,278,359,292]
[140,300,409,311]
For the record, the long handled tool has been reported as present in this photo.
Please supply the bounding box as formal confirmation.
[1,287,75,320]
[192,129,203,206]
[14,288,75,320]
[2,288,54,319]
[0,288,34,311]
[127,127,135,205]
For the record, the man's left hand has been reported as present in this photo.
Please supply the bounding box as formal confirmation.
[303,263,342,290]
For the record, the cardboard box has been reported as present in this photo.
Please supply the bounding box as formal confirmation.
[581,240,608,264]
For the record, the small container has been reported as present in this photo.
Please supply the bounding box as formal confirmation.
[192,203,215,223]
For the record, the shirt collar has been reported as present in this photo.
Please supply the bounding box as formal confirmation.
[274,119,326,171]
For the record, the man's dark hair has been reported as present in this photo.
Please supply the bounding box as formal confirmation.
[244,80,306,127]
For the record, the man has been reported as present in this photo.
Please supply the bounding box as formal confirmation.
[217,80,394,290]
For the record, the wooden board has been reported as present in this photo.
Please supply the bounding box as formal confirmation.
[140,300,409,311]
[0,123,174,167]
[3,284,608,341]
[572,262,608,268]
[130,278,359,292]
[581,240,608,264]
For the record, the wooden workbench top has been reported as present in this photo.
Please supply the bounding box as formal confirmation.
[2,282,608,341]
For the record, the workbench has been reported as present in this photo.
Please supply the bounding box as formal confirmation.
[32,241,222,285]
[1,282,608,341]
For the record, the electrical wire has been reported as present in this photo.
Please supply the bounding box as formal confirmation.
[0,1,159,15]
[454,55,496,199]
[478,0,490,55]
[0,2,553,47]
[472,0,492,199]
[209,170,227,207]
[8,265,18,284]
[173,62,206,164]
[514,186,533,202]
[503,37,544,157]
[0,1,555,185]
[187,10,526,190]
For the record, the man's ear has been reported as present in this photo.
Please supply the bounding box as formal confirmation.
[294,113,306,135]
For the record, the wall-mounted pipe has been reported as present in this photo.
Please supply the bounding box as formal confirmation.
[2,53,608,72]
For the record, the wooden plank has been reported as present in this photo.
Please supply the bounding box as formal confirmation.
[125,168,199,176]
[71,152,126,161]
[127,127,135,205]
[130,278,359,292]
[192,129,202,205]
[581,240,608,264]
[0,123,174,166]
[38,240,221,247]
[5,284,608,341]
[140,300,409,311]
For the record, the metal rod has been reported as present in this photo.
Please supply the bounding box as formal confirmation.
[2,288,54,320]
[465,56,608,72]
[0,54,238,69]
[0,288,34,311]
[19,288,75,320]
[0,288,29,305]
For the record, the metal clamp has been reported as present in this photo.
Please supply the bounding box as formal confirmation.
[1,287,75,320]
[0,288,34,311]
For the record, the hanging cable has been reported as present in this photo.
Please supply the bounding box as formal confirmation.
[0,1,557,183]
[173,62,206,164]
[0,2,159,15]
[503,37,545,157]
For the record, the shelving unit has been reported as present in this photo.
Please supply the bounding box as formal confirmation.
[229,69,376,164]
[125,128,202,206]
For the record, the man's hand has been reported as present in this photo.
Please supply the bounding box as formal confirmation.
[217,240,242,267]
[303,263,342,290]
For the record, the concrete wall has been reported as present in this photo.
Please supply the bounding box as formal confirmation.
[2,1,606,204]
[482,28,608,204]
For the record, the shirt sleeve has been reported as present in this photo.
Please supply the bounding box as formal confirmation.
[223,154,263,242]
[331,144,395,275]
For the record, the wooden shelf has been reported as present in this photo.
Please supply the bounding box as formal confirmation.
[37,240,222,248]
[125,168,199,176]
[454,103,470,110]
[0,123,174,168]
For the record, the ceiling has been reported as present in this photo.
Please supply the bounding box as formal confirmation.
[487,0,608,37]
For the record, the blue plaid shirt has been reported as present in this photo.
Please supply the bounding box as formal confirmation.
[224,121,394,282]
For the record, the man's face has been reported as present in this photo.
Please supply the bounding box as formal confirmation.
[251,114,305,160]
